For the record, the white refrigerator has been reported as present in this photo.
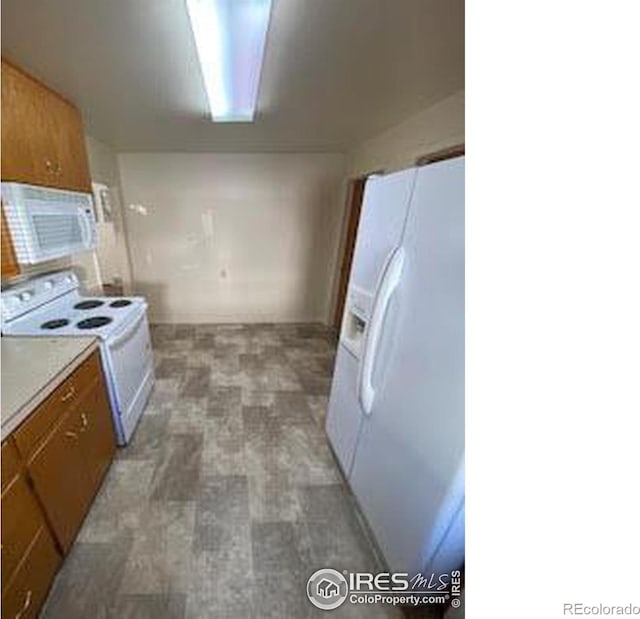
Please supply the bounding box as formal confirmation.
[326,156,464,577]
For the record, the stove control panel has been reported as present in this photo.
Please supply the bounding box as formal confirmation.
[1,270,79,325]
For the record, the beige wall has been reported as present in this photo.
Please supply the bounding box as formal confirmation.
[346,90,465,176]
[84,135,134,293]
[118,153,346,324]
[327,91,465,318]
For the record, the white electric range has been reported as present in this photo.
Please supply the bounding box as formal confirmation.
[1,270,155,445]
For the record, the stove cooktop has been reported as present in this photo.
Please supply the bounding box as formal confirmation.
[3,295,146,339]
[1,271,148,340]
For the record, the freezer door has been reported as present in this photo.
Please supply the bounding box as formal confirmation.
[325,344,363,476]
[349,157,465,574]
[348,168,417,312]
[328,168,418,475]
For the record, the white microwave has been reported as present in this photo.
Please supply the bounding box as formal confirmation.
[1,182,96,264]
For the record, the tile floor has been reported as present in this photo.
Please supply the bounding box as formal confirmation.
[41,323,411,618]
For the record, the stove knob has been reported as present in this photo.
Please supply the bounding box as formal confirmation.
[19,291,33,302]
[44,280,54,290]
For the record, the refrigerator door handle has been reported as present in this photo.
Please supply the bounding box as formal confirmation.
[359,246,405,415]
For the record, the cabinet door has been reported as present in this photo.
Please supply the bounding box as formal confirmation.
[1,438,21,489]
[27,406,91,553]
[45,92,92,193]
[1,526,60,619]
[1,60,52,187]
[1,59,92,193]
[1,474,46,590]
[1,206,20,279]
[78,379,116,496]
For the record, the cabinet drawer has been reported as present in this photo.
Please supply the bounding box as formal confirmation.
[1,474,46,590]
[1,439,21,490]
[14,351,101,459]
[1,525,60,619]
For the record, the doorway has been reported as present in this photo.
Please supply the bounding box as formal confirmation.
[333,176,367,329]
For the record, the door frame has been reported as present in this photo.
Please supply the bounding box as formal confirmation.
[333,176,367,329]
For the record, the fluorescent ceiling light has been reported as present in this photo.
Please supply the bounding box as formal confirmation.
[186,0,272,122]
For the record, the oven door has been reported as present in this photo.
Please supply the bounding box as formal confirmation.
[103,308,155,444]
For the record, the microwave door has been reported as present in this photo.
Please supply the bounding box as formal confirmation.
[26,204,96,263]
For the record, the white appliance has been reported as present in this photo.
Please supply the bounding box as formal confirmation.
[1,270,154,445]
[326,157,465,577]
[1,182,97,264]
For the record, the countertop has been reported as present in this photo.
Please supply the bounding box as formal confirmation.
[1,336,99,441]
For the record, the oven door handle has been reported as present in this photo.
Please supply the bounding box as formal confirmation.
[109,310,145,349]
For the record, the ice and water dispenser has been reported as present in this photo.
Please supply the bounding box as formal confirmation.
[340,286,373,359]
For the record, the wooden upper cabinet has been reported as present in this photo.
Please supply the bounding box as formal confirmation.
[1,61,49,187]
[1,205,20,279]
[1,59,91,193]
[43,84,92,193]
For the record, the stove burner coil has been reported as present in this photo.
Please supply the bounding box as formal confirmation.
[41,319,70,330]
[110,299,132,308]
[74,300,105,310]
[76,316,112,329]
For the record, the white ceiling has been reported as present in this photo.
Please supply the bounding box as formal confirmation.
[1,0,464,152]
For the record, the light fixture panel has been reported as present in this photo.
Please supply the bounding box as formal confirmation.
[186,0,272,122]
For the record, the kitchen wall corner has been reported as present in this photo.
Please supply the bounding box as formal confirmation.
[84,135,135,295]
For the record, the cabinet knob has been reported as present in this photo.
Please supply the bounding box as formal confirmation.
[65,430,78,440]
[81,412,89,430]
[61,386,76,402]
[15,589,32,619]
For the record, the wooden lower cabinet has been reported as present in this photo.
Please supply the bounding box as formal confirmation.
[1,350,116,617]
[27,376,116,552]
[80,381,118,495]
[1,527,60,619]
[28,402,96,553]
[1,438,62,619]
[1,473,49,583]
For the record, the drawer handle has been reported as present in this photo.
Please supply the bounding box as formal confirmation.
[15,589,32,619]
[81,412,89,430]
[65,430,78,440]
[61,386,76,402]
